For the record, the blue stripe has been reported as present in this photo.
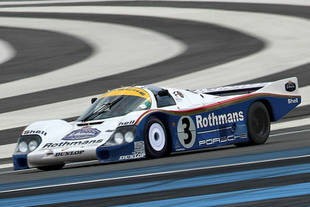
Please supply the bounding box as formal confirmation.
[114,182,310,207]
[1,162,310,206]
[1,146,310,192]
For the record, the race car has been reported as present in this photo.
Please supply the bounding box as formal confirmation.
[13,77,301,170]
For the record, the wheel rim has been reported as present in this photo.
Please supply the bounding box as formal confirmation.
[148,123,166,152]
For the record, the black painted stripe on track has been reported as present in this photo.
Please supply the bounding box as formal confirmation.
[0,127,22,145]
[0,157,12,165]
[0,26,92,83]
[0,12,263,113]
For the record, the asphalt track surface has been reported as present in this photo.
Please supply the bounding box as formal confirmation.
[0,1,310,206]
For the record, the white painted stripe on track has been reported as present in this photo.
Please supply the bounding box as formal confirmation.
[0,17,186,99]
[270,128,310,137]
[0,39,15,65]
[299,86,310,107]
[0,0,310,7]
[1,6,310,96]
[271,117,310,131]
[0,143,15,159]
[0,163,12,169]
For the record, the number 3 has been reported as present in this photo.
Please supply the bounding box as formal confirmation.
[182,118,192,144]
[177,116,196,148]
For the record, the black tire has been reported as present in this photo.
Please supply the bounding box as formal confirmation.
[144,117,169,158]
[37,164,64,171]
[247,101,270,145]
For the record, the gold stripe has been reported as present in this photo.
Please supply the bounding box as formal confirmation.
[101,87,151,100]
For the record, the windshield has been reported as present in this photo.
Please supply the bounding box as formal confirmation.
[77,87,152,122]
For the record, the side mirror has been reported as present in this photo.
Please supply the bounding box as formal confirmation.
[158,89,169,96]
[91,97,97,104]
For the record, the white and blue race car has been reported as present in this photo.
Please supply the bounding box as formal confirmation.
[13,77,301,170]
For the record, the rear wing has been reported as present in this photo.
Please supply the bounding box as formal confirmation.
[193,77,299,96]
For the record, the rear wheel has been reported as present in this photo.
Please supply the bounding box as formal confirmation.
[247,102,270,145]
[144,117,169,158]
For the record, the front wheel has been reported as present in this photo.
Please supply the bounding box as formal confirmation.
[144,117,169,158]
[247,102,270,145]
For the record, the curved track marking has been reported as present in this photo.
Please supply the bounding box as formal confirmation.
[175,0,310,7]
[0,144,15,159]
[0,0,117,6]
[299,86,310,107]
[0,5,309,133]
[0,12,262,114]
[272,117,310,131]
[1,84,306,131]
[1,6,310,92]
[0,95,93,131]
[1,0,310,7]
[0,16,185,99]
[0,39,15,65]
[79,6,310,89]
[0,26,92,83]
[0,6,308,130]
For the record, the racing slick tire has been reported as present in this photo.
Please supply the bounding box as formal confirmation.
[247,101,270,145]
[37,164,64,171]
[144,117,169,158]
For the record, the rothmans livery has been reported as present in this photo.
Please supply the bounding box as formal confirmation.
[13,78,301,170]
[195,111,244,128]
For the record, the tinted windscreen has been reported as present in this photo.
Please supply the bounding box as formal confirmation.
[77,95,151,122]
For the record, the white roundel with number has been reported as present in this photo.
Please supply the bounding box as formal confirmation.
[177,116,196,148]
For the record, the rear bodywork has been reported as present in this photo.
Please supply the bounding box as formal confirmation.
[13,78,301,170]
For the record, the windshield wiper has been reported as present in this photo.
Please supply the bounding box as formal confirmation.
[82,96,123,122]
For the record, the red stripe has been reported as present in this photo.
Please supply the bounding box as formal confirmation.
[135,93,300,125]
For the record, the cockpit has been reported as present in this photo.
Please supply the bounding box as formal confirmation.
[77,87,152,122]
[143,85,176,108]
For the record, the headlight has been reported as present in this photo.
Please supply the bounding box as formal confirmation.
[114,132,124,144]
[28,140,38,152]
[105,126,136,146]
[15,135,42,154]
[18,141,28,153]
[124,131,134,143]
